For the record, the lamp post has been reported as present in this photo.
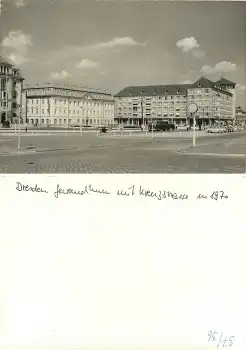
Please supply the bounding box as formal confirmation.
[25,90,28,132]
[141,91,144,129]
[188,103,198,147]
[18,80,23,149]
[200,106,207,129]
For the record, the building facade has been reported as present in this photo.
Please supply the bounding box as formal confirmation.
[235,106,246,124]
[22,84,115,127]
[0,56,24,124]
[114,77,236,125]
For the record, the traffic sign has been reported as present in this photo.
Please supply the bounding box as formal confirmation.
[188,103,198,114]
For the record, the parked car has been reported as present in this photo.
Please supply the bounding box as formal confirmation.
[207,126,226,133]
[177,125,187,130]
[82,124,92,128]
[123,125,139,129]
[69,124,80,128]
[148,121,175,131]
[99,126,108,133]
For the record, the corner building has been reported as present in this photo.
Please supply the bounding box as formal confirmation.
[0,56,24,124]
[22,84,115,127]
[114,77,236,125]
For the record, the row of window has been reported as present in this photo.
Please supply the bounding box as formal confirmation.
[119,107,232,116]
[1,92,18,98]
[27,118,114,125]
[27,109,113,117]
[123,96,186,102]
[189,95,230,100]
[0,67,20,77]
[27,99,114,108]
[188,89,210,94]
[0,102,17,108]
[121,90,232,102]
[0,81,18,91]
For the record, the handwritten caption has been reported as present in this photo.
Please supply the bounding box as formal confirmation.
[208,330,235,348]
[15,182,229,201]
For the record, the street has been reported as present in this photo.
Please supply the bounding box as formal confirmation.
[0,131,245,173]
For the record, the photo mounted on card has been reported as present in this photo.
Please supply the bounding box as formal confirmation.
[0,0,245,173]
[0,1,245,350]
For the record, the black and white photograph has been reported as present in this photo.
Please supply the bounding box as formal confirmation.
[0,0,245,173]
[0,2,245,350]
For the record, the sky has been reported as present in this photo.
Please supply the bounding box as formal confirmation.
[0,0,246,107]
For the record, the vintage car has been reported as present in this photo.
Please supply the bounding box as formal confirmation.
[207,126,226,133]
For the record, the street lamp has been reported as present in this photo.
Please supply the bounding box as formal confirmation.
[141,91,144,129]
[188,103,198,147]
[25,90,28,132]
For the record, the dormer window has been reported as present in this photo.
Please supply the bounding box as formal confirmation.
[128,92,132,96]
[165,90,168,94]
[198,84,201,87]
[152,90,156,95]
[177,90,180,93]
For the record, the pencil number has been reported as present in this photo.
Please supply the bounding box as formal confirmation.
[208,330,235,348]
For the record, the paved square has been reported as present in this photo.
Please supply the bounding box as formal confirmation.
[0,131,245,173]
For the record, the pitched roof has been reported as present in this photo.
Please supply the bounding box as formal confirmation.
[0,56,14,66]
[216,77,236,86]
[115,76,233,97]
[191,77,232,96]
[114,84,192,97]
[192,77,215,89]
[24,84,111,95]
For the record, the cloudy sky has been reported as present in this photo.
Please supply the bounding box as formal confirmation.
[1,0,246,107]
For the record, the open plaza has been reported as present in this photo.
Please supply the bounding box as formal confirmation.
[0,129,245,173]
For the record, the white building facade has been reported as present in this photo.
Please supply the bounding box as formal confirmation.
[22,84,115,127]
[235,106,246,124]
[114,77,235,125]
[0,56,24,124]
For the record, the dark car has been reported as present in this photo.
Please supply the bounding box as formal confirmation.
[123,125,139,129]
[148,121,175,131]
[99,126,108,133]
[1,120,11,128]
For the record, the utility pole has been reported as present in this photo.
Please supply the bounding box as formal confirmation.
[188,103,198,147]
[141,91,144,129]
[0,76,2,124]
[5,74,8,122]
[25,90,28,131]
[18,80,23,149]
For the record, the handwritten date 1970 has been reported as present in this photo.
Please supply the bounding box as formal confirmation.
[197,191,228,200]
[208,330,235,348]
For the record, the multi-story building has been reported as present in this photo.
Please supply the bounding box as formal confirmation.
[22,83,115,127]
[114,77,236,125]
[235,106,246,124]
[0,56,24,124]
